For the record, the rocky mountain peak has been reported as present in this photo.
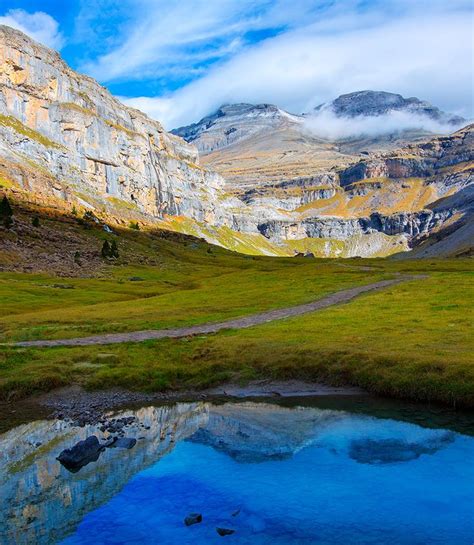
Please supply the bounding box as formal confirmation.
[172,102,298,153]
[314,90,465,125]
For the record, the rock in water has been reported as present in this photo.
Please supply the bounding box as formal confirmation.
[216,527,235,536]
[109,437,137,449]
[184,513,202,526]
[56,436,103,473]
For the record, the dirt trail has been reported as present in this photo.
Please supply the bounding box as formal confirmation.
[10,276,422,348]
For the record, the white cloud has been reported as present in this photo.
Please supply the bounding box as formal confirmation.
[0,9,63,49]
[81,0,320,82]
[302,109,468,140]
[119,1,473,129]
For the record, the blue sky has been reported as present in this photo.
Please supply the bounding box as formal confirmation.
[1,0,473,128]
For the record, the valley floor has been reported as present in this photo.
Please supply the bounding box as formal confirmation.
[0,201,473,407]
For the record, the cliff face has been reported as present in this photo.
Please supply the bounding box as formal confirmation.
[0,25,227,225]
[0,25,472,259]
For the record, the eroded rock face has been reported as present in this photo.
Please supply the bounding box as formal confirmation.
[0,403,208,545]
[0,25,472,259]
[0,25,227,225]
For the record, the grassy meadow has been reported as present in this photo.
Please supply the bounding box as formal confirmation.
[0,198,473,406]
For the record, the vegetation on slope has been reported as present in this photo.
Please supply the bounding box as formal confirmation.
[0,195,472,406]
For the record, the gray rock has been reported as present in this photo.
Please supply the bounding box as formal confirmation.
[56,436,103,473]
[109,437,137,449]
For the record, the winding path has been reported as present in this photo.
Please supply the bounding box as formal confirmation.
[11,276,420,348]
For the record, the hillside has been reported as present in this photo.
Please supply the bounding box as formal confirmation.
[0,25,472,261]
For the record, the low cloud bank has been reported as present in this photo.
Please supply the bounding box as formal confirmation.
[302,109,468,140]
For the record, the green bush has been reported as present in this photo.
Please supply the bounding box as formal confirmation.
[101,240,111,258]
[0,195,12,219]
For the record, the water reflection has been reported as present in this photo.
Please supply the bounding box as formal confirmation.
[0,400,473,545]
[0,403,207,545]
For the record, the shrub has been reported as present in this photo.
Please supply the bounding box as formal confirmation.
[101,240,111,258]
[110,240,119,258]
[129,221,140,230]
[0,195,12,219]
[32,216,40,227]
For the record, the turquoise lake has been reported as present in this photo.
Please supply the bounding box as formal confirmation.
[1,398,473,544]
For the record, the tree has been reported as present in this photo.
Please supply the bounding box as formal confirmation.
[74,251,81,265]
[32,216,40,227]
[110,240,119,258]
[0,195,12,219]
[72,205,77,216]
[129,221,140,230]
[101,240,111,258]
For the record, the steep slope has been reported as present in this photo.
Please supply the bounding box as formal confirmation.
[0,25,290,256]
[0,25,226,224]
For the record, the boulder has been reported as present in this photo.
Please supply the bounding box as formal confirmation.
[109,437,137,449]
[56,436,103,473]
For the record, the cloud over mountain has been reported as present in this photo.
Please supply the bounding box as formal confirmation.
[0,9,63,49]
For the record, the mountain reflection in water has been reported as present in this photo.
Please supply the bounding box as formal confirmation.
[0,400,473,545]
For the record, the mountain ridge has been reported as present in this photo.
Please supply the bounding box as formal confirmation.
[0,25,472,261]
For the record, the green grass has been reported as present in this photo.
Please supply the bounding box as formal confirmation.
[0,260,386,342]
[0,197,472,406]
[0,261,473,406]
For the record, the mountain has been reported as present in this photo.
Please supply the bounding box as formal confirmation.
[173,102,354,189]
[0,25,472,261]
[313,90,465,123]
[172,103,300,153]
[173,92,466,193]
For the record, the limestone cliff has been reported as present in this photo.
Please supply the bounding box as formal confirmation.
[0,25,228,226]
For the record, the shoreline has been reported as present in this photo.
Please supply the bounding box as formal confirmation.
[1,381,473,438]
[0,381,366,432]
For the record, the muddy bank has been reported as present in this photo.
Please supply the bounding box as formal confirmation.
[0,381,366,432]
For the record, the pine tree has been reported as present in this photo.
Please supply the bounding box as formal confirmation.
[0,195,12,219]
[101,240,111,258]
[32,216,40,227]
[110,240,119,258]
[72,205,77,216]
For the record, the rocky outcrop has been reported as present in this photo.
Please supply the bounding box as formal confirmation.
[340,125,474,186]
[0,25,228,225]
